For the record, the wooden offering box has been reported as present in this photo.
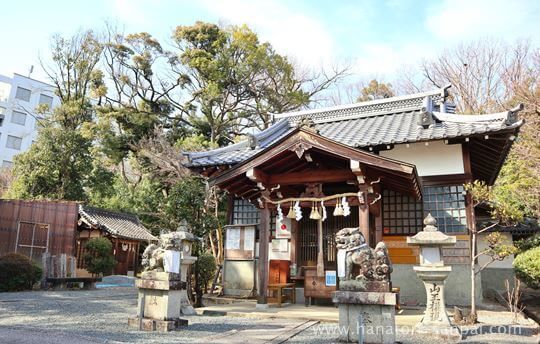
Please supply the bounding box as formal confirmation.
[303,266,336,305]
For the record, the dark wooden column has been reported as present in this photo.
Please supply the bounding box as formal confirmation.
[257,202,270,305]
[373,183,383,244]
[462,144,475,232]
[359,196,370,247]
[351,159,371,246]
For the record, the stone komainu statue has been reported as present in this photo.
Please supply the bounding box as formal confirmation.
[335,227,392,282]
[141,231,198,272]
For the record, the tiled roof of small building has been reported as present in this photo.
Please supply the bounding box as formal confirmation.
[79,205,156,241]
[186,86,522,168]
[478,217,540,235]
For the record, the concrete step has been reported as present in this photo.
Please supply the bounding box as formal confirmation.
[202,294,257,305]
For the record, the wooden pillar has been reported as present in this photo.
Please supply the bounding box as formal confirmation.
[114,238,119,275]
[359,199,370,247]
[351,159,371,246]
[257,204,270,305]
[462,144,475,232]
[375,211,383,244]
[373,184,383,244]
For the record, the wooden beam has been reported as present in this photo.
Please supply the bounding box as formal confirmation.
[246,168,269,187]
[268,169,356,185]
[350,159,366,184]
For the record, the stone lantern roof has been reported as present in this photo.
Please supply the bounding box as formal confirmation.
[407,214,457,246]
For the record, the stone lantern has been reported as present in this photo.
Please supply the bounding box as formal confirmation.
[406,214,461,339]
[129,224,199,332]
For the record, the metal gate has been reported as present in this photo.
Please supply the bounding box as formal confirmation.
[15,221,50,261]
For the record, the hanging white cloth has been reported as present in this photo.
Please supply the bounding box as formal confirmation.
[163,250,180,274]
[342,196,350,217]
[337,249,347,278]
[294,200,302,221]
[320,200,327,221]
[277,203,284,223]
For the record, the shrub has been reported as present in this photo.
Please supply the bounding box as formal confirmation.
[515,235,540,254]
[195,252,216,293]
[513,246,540,289]
[84,237,116,276]
[0,253,43,292]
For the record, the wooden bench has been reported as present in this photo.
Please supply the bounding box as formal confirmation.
[46,277,102,290]
[267,283,296,307]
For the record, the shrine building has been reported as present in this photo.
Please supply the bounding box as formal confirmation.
[185,86,523,306]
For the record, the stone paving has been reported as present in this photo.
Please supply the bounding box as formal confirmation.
[0,288,538,343]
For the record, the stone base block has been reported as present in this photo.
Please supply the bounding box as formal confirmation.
[339,280,391,292]
[333,291,396,343]
[128,317,188,332]
[181,305,197,316]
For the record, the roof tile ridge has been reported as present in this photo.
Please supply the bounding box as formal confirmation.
[275,88,445,120]
[187,120,290,159]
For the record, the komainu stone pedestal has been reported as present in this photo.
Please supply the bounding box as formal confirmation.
[128,271,189,332]
[332,291,396,343]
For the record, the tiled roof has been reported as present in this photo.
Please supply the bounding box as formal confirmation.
[186,87,522,168]
[79,205,156,241]
[478,217,539,235]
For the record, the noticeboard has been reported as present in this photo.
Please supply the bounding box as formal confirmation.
[224,224,256,260]
[325,270,337,287]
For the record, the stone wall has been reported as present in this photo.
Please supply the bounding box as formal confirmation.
[481,267,515,294]
[391,264,482,306]
[223,259,258,297]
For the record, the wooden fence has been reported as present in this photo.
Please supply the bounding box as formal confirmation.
[41,252,77,279]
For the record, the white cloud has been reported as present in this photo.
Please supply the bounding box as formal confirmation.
[199,0,335,69]
[352,42,436,78]
[111,0,156,26]
[426,0,539,42]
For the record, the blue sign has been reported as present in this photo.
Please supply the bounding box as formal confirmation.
[325,270,337,286]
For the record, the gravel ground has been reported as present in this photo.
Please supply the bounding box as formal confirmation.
[0,288,537,344]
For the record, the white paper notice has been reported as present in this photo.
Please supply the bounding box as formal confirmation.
[226,227,240,250]
[244,227,255,251]
[279,239,288,252]
[163,250,180,274]
[337,249,346,278]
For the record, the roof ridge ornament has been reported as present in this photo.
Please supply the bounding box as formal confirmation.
[247,133,258,150]
[507,103,524,125]
[418,96,434,129]
[296,117,319,133]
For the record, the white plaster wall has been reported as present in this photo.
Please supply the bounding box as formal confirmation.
[0,74,60,166]
[379,140,464,176]
[477,232,515,268]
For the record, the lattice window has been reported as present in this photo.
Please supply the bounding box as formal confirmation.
[15,221,50,260]
[232,199,259,225]
[423,185,467,233]
[382,190,424,235]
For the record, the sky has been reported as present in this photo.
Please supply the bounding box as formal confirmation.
[1,0,539,84]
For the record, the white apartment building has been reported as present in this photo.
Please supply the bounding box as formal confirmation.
[0,73,60,168]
